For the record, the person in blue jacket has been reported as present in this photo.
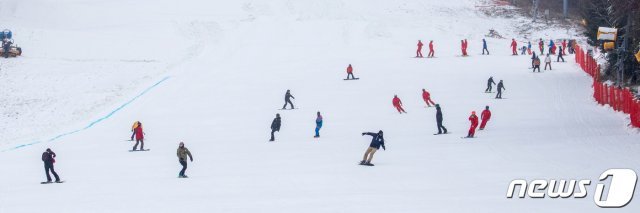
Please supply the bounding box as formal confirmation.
[360,131,385,166]
[314,111,323,138]
[482,38,489,55]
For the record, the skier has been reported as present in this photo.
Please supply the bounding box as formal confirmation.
[485,76,496,93]
[360,130,386,166]
[422,89,436,107]
[561,39,567,55]
[132,122,145,151]
[314,111,323,138]
[392,95,406,113]
[42,148,61,183]
[533,57,541,72]
[520,45,527,55]
[549,39,556,55]
[346,64,356,80]
[479,106,492,130]
[461,40,468,56]
[435,104,448,134]
[538,39,545,55]
[428,40,435,57]
[177,142,193,178]
[482,38,489,55]
[510,38,518,55]
[282,90,295,109]
[269,113,281,142]
[496,80,505,99]
[557,46,565,62]
[130,121,141,141]
[544,54,552,70]
[527,41,532,55]
[466,111,479,138]
[416,40,423,57]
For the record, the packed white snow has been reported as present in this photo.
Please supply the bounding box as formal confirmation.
[0,0,638,212]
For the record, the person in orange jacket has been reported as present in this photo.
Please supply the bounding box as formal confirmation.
[346,64,356,80]
[511,38,518,55]
[428,40,434,57]
[479,106,491,130]
[467,111,479,138]
[416,40,423,57]
[392,95,406,113]
[421,89,436,107]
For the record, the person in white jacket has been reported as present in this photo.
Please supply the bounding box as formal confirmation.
[544,54,552,70]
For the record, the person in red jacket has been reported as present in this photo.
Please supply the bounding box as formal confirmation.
[132,122,145,151]
[416,40,423,57]
[392,95,406,113]
[561,39,567,55]
[538,39,545,55]
[428,40,434,57]
[421,89,436,107]
[479,106,491,130]
[461,39,468,56]
[346,64,356,80]
[467,111,479,138]
[511,38,518,55]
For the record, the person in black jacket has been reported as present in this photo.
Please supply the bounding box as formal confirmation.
[557,46,565,62]
[435,104,447,134]
[282,90,295,109]
[270,113,281,141]
[485,76,496,92]
[360,131,385,166]
[42,148,61,183]
[496,80,505,99]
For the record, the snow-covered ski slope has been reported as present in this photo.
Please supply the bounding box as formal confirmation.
[1,0,639,212]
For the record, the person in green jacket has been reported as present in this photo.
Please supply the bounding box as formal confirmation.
[177,142,193,178]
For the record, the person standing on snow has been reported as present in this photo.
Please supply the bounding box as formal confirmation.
[485,76,496,92]
[466,111,479,138]
[132,122,145,151]
[482,38,489,55]
[130,121,141,141]
[544,54,552,70]
[416,40,423,57]
[538,39,545,55]
[392,95,407,113]
[511,38,518,55]
[496,80,505,99]
[557,46,565,62]
[270,113,281,142]
[527,41,532,55]
[461,40,468,56]
[479,106,492,130]
[282,90,295,110]
[42,148,61,183]
[177,142,193,178]
[520,45,527,55]
[428,40,435,57]
[346,64,356,80]
[533,57,541,72]
[561,39,567,55]
[435,104,447,134]
[314,111,323,138]
[549,39,556,55]
[531,51,537,68]
[360,131,386,166]
[422,89,436,107]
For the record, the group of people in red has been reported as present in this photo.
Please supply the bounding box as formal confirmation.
[390,89,436,114]
[466,106,492,138]
[415,40,435,58]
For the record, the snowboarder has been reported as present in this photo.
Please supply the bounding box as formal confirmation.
[461,40,468,56]
[270,113,281,142]
[538,39,545,55]
[360,131,386,166]
[392,95,406,113]
[561,39,567,55]
[531,51,537,68]
[479,106,491,130]
[422,89,436,107]
[435,104,447,134]
[132,122,145,151]
[533,57,541,72]
[482,38,489,55]
[314,111,323,138]
[130,121,141,141]
[177,142,193,178]
[416,40,423,57]
[428,40,435,57]
[527,41,532,55]
[282,90,295,109]
[511,38,518,55]
[544,54,552,70]
[549,39,556,55]
[42,148,61,183]
[485,76,496,92]
[346,64,356,80]
[496,80,505,99]
[466,111,479,138]
[557,46,565,62]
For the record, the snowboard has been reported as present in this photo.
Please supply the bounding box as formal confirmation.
[129,149,150,152]
[358,162,375,166]
[41,181,65,184]
[433,132,450,135]
[178,176,189,178]
[343,78,359,80]
[461,136,475,139]
[484,91,495,93]
[278,108,298,110]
